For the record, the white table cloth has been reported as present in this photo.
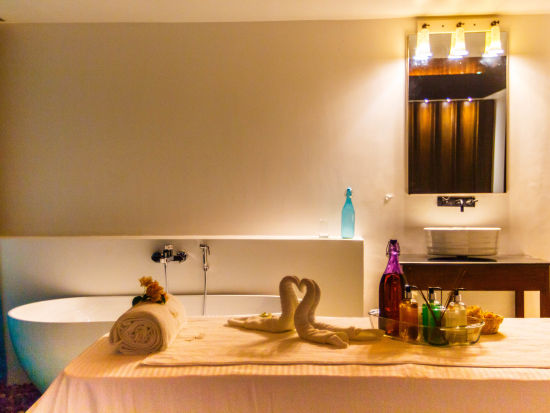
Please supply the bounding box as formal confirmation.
[29,317,550,413]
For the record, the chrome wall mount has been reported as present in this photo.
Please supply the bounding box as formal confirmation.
[151,244,187,264]
[151,244,188,292]
[437,196,478,212]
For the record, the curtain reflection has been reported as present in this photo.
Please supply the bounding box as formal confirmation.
[408,100,495,193]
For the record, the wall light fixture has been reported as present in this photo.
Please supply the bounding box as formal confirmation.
[483,20,504,57]
[413,17,504,62]
[448,22,469,59]
[414,23,433,61]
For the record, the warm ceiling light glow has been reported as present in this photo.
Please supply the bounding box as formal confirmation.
[414,23,432,61]
[483,20,504,57]
[448,22,468,59]
[482,31,495,57]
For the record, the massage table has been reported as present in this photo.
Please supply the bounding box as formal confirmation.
[29,317,550,412]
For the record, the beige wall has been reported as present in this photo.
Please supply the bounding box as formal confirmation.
[0,21,409,241]
[1,17,550,324]
[507,15,550,258]
[0,20,414,317]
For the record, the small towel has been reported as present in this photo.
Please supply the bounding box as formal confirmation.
[308,279,383,342]
[227,275,300,333]
[294,279,349,348]
[109,293,187,355]
[295,279,383,348]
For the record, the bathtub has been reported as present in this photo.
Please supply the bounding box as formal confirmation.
[7,294,281,392]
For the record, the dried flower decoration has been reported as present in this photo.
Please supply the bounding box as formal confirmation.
[132,277,168,306]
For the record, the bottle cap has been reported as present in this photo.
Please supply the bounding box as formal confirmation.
[453,288,464,303]
[346,187,352,197]
[428,287,435,302]
[404,284,412,299]
[386,239,400,256]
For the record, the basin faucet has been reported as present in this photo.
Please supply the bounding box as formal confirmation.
[465,198,478,208]
[437,196,477,212]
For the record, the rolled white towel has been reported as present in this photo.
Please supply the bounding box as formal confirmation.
[109,293,186,355]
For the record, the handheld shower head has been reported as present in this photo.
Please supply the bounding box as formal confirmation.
[200,243,210,271]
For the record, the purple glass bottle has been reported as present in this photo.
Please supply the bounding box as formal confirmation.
[379,240,407,337]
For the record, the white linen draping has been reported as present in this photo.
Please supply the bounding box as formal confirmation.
[143,317,550,368]
[28,317,550,413]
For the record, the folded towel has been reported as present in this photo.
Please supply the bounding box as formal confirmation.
[295,279,383,348]
[295,278,349,348]
[109,293,186,355]
[308,279,383,342]
[227,275,300,333]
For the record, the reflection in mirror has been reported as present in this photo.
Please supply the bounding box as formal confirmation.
[407,32,507,194]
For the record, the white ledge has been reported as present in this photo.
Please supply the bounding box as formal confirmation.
[0,234,364,241]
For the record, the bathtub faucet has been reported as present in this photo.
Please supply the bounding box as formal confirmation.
[152,245,187,294]
[151,244,188,264]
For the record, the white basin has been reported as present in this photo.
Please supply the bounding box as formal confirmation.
[424,227,501,256]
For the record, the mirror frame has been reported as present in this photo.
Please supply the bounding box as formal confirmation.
[406,31,508,195]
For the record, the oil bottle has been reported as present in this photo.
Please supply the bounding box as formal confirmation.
[399,284,418,341]
[443,288,467,344]
[421,287,447,345]
[379,240,407,337]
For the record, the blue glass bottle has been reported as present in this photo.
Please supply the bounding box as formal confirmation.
[341,187,355,239]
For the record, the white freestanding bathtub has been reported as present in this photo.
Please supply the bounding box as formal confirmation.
[7,294,281,392]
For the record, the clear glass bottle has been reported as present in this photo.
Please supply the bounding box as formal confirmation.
[443,288,467,344]
[341,187,355,239]
[399,284,419,341]
[379,240,407,337]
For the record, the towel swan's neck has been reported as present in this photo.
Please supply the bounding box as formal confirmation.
[295,278,317,329]
[278,275,300,324]
[309,279,321,323]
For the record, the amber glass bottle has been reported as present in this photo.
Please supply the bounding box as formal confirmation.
[399,285,419,341]
[379,240,407,337]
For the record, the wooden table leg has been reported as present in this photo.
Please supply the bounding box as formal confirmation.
[540,287,550,318]
[515,290,525,318]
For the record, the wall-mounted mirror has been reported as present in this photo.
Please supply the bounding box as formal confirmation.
[407,31,507,194]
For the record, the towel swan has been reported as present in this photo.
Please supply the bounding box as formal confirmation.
[294,278,349,348]
[307,279,383,342]
[227,275,300,332]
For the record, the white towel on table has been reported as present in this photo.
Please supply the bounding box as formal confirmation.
[109,293,186,355]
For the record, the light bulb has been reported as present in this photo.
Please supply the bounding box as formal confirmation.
[482,31,496,57]
[449,23,468,59]
[414,24,432,61]
[487,21,504,55]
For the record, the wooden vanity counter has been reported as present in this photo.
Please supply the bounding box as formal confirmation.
[401,255,550,317]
